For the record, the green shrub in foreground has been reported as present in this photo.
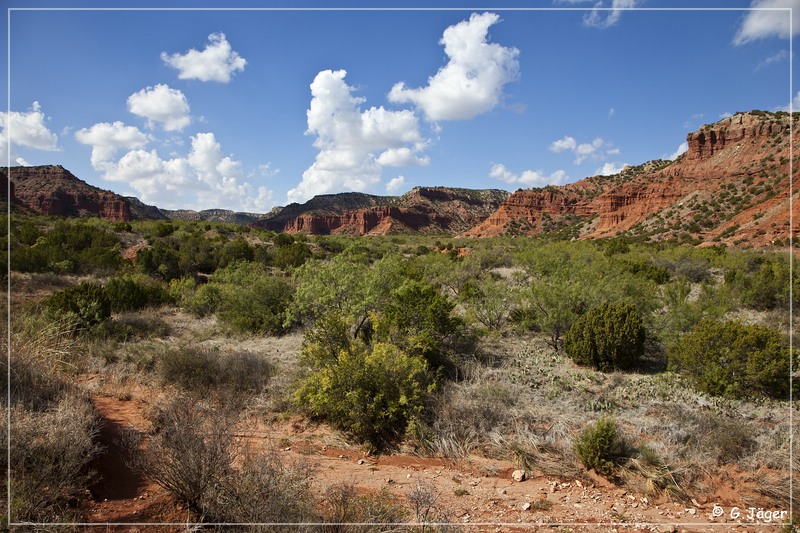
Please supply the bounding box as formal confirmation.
[295,340,434,451]
[668,320,794,399]
[575,417,629,478]
[564,302,645,371]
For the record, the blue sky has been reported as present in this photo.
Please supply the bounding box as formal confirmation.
[2,1,798,212]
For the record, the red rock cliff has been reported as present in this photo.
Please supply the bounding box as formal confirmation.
[9,165,132,221]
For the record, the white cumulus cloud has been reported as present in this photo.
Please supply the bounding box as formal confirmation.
[127,84,191,132]
[549,135,577,153]
[388,12,520,121]
[550,135,609,164]
[92,131,273,212]
[596,162,628,175]
[583,0,637,29]
[489,163,568,188]
[161,32,247,83]
[288,69,428,204]
[0,101,59,165]
[668,141,689,161]
[75,121,150,169]
[733,0,800,45]
[386,176,406,195]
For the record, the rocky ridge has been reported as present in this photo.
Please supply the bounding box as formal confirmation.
[253,187,511,235]
[5,165,136,221]
[463,111,798,247]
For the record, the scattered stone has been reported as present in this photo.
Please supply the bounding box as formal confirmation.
[687,507,697,515]
[357,459,365,465]
[512,469,526,482]
[521,502,531,511]
[407,474,412,479]
[338,454,345,459]
[575,479,584,488]
[497,488,507,495]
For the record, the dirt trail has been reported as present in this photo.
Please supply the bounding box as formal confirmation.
[82,386,185,529]
[78,380,781,532]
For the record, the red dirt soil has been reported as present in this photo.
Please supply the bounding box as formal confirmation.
[75,375,790,533]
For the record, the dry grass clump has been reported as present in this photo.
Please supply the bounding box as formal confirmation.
[323,482,408,532]
[4,312,101,523]
[416,330,792,507]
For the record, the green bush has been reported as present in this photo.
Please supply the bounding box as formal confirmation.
[668,320,795,399]
[217,276,293,335]
[159,345,272,395]
[564,302,645,371]
[295,339,434,451]
[186,283,222,317]
[377,280,465,374]
[575,417,629,478]
[43,282,111,332]
[104,275,169,313]
[272,241,312,270]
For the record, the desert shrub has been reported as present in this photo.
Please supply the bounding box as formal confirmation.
[209,261,294,334]
[323,482,407,531]
[6,313,101,522]
[461,274,513,332]
[725,258,795,310]
[377,279,466,374]
[205,451,317,528]
[175,233,218,275]
[215,237,255,268]
[8,396,101,522]
[43,282,111,332]
[132,397,236,512]
[272,241,312,270]
[168,276,197,307]
[668,320,794,399]
[295,339,434,451]
[10,218,122,274]
[104,275,169,312]
[186,283,222,316]
[217,276,293,335]
[564,302,645,371]
[159,346,221,392]
[603,238,630,256]
[575,417,630,478]
[135,240,181,280]
[622,260,671,285]
[672,258,711,282]
[159,345,272,395]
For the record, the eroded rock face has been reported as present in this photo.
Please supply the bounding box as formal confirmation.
[462,111,798,247]
[254,187,510,235]
[9,165,133,221]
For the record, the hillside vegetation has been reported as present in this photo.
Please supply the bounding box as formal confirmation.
[3,214,797,529]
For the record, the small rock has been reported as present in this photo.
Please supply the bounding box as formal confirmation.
[691,498,702,508]
[284,447,291,451]
[687,507,697,515]
[512,469,526,482]
[497,488,507,495]
[575,479,584,488]
[338,454,345,459]
[357,459,365,465]
[521,502,531,511]
[407,474,412,479]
